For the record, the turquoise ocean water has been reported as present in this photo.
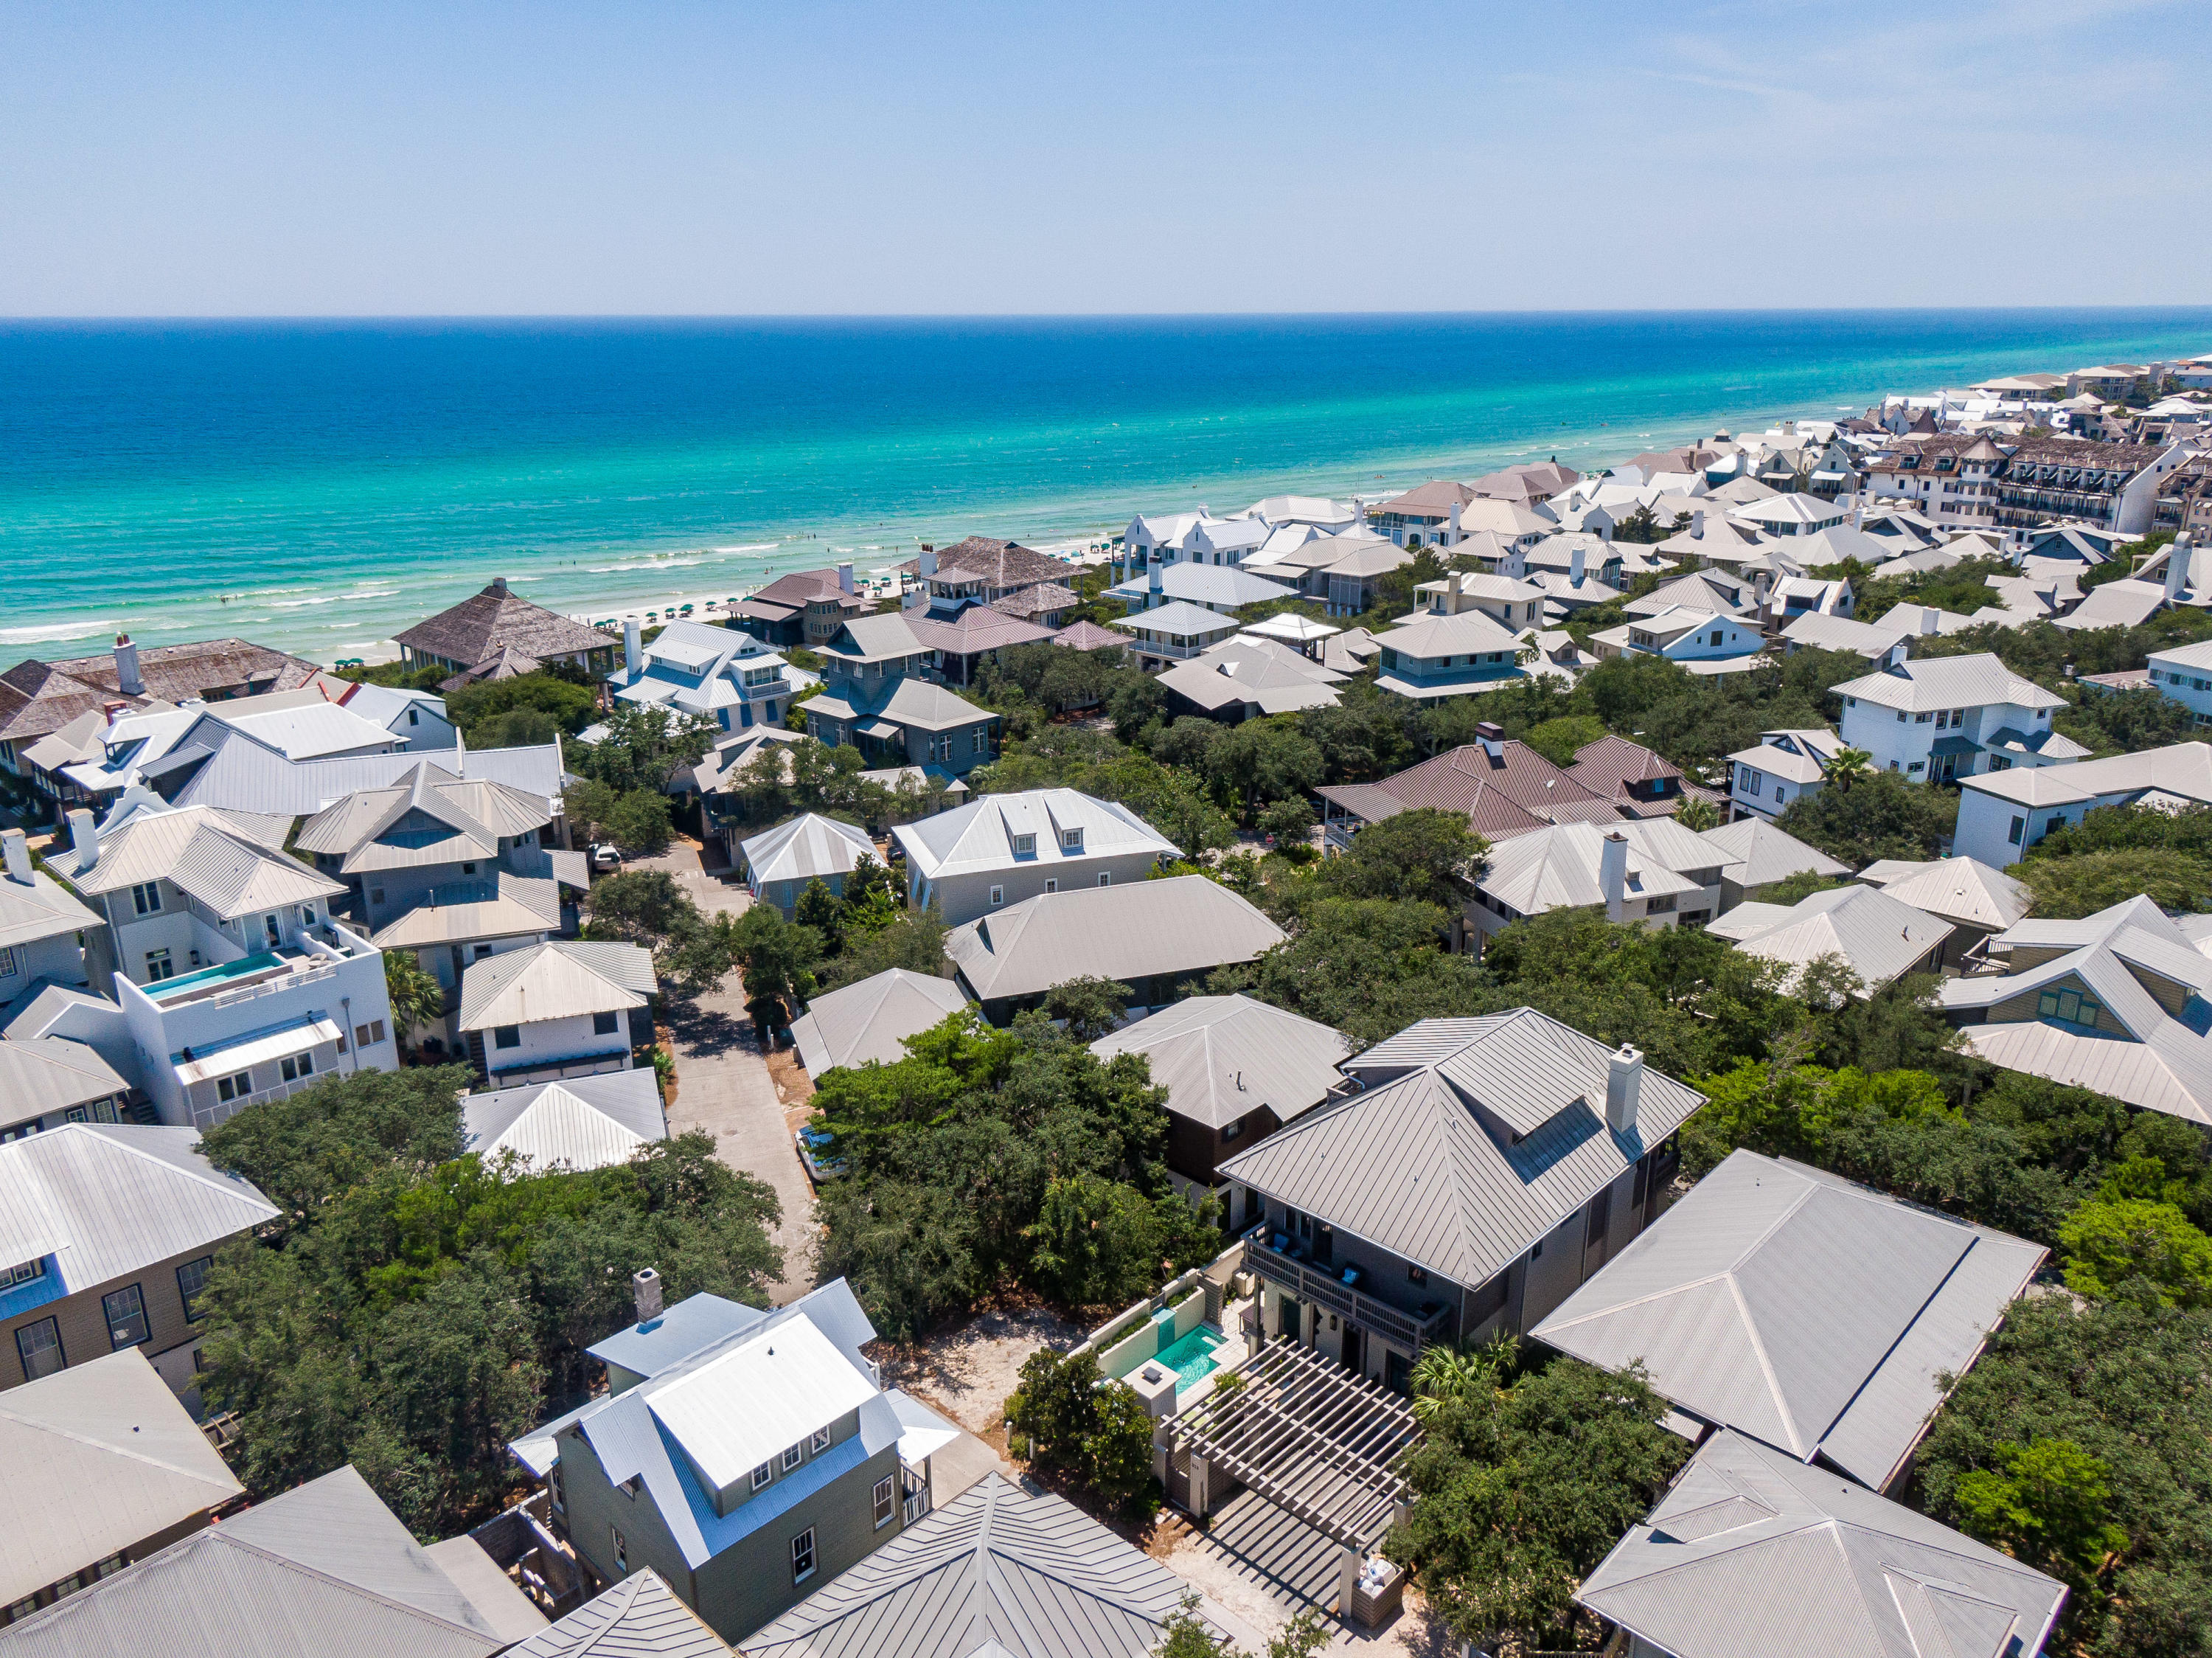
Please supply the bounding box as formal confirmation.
[3,310,2209,670]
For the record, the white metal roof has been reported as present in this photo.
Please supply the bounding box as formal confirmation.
[790,968,970,1075]
[174,1017,342,1086]
[892,789,1176,881]
[1697,817,1851,889]
[1476,822,1705,916]
[1705,884,1952,994]
[0,867,100,952]
[1834,653,2065,715]
[1855,857,2030,932]
[46,801,344,920]
[1089,994,1349,1131]
[944,877,1284,1004]
[0,1036,127,1119]
[740,814,879,888]
[458,941,655,1031]
[460,1069,666,1172]
[1109,600,1244,639]
[643,1312,880,1494]
[1958,738,2212,808]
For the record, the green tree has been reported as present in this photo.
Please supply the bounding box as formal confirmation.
[1024,1173,1216,1308]
[1672,794,1721,830]
[444,672,601,743]
[582,870,742,997]
[729,904,823,1027]
[383,949,446,1044]
[1043,976,1133,1042]
[1005,1345,1158,1513]
[794,877,847,954]
[1952,1437,2129,1586]
[571,702,719,795]
[815,907,951,993]
[1523,715,1610,767]
[1310,808,1485,909]
[2059,1199,2212,1306]
[1776,769,1955,863]
[2022,849,2212,919]
[1257,794,1317,853]
[1206,718,1325,823]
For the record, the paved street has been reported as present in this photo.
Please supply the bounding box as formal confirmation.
[627,842,820,1305]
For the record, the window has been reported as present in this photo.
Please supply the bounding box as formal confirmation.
[2038,988,2103,1027]
[177,1256,212,1322]
[1061,828,1083,850]
[408,708,420,726]
[144,948,174,983]
[1097,871,1111,887]
[549,1462,565,1516]
[1043,878,1057,894]
[1407,1263,1427,1287]
[971,728,990,755]
[874,1476,896,1529]
[593,1010,620,1036]
[782,1443,804,1472]
[752,1460,773,1491]
[988,885,1004,907]
[131,881,161,915]
[15,1317,62,1381]
[1222,1117,1242,1142]
[0,945,17,980]
[609,1526,627,1574]
[102,1284,148,1349]
[355,1019,386,1047]
[369,887,385,906]
[279,1052,313,1083]
[215,1071,253,1103]
[810,1426,831,1454]
[790,1527,816,1583]
[1012,833,1035,856]
[493,1025,521,1050]
[0,1257,45,1290]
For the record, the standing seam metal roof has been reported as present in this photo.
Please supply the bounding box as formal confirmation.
[1087,995,1349,1131]
[942,878,1284,1004]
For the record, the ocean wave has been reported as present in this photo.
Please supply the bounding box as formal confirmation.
[0,620,119,646]
[711,542,779,552]
[587,557,707,573]
[271,594,346,608]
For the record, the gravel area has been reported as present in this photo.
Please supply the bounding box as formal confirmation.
[874,1303,1086,1446]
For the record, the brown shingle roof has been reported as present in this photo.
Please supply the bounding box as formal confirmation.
[1565,733,1723,816]
[1352,741,1623,840]
[748,568,857,611]
[0,637,323,744]
[988,582,1078,620]
[392,580,617,665]
[932,538,1068,589]
[905,608,1057,656]
[1376,481,1476,516]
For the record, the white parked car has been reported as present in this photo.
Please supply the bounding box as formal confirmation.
[590,842,622,871]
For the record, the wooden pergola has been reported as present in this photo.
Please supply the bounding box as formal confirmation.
[1172,1340,1422,1553]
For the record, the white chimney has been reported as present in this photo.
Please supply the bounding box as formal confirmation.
[1691,508,1705,541]
[113,634,142,697]
[1607,1044,1644,1135]
[837,561,855,594]
[1149,561,1163,599]
[67,809,98,873]
[919,547,939,577]
[1851,504,1866,531]
[632,1266,663,1325]
[1921,606,1939,636]
[1,828,29,886]
[1571,542,1586,585]
[1449,501,1463,544]
[623,619,642,673]
[1600,831,1628,923]
[2166,531,2192,603]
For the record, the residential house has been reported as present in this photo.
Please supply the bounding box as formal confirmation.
[1371,610,1532,701]
[901,604,1057,687]
[2145,631,2212,726]
[1471,460,1579,505]
[990,583,1082,628]
[790,969,970,1076]
[1051,620,1127,653]
[1220,1010,1704,1389]
[0,830,95,1021]
[915,538,1071,606]
[1259,533,1415,615]
[396,577,619,679]
[1105,562,1295,615]
[456,940,657,1087]
[943,876,1284,1025]
[1696,816,1850,910]
[1951,740,2212,865]
[459,1068,667,1173]
[1468,821,1728,948]
[1315,733,1625,853]
[1183,515,1273,567]
[1523,533,1624,589]
[1705,885,1952,996]
[18,704,204,822]
[159,688,409,766]
[1588,607,1767,675]
[0,1463,524,1656]
[1939,896,2212,1125]
[731,568,874,651]
[44,799,396,1127]
[1835,654,2083,783]
[609,620,807,736]
[507,1570,728,1658]
[0,635,322,819]
[0,1348,245,1628]
[0,1038,128,1142]
[1565,735,1723,820]
[1155,635,1347,722]
[804,616,998,776]
[1110,602,1243,670]
[2,989,140,1101]
[1371,481,1478,546]
[2053,577,2171,633]
[1727,728,1846,822]
[1450,498,1560,549]
[891,789,1177,925]
[1090,994,1351,1196]
[1726,494,1849,538]
[1576,1431,2067,1658]
[1624,570,1756,622]
[1856,856,2030,970]
[1653,509,1769,568]
[740,815,880,920]
[1120,513,1206,572]
[0,1123,279,1395]
[1413,569,1549,631]
[1245,495,1359,534]
[1778,603,1973,664]
[321,678,457,749]
[509,1278,934,1645]
[1770,575,1854,619]
[1534,1150,2043,1494]
[1524,566,1624,620]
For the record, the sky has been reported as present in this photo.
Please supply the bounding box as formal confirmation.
[4,0,2209,316]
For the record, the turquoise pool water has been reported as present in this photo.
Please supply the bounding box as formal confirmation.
[1155,1325,1225,1394]
[144,951,286,1001]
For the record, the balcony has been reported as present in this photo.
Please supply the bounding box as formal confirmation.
[1242,1225,1452,1352]
[191,1073,320,1131]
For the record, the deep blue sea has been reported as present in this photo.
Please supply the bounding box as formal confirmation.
[3,310,2209,668]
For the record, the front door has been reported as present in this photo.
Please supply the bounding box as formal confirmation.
[1279,1295,1303,1345]
[1341,1322,1363,1376]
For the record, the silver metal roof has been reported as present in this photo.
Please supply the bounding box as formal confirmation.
[1532,1151,2043,1490]
[1696,817,1851,889]
[1704,884,1952,994]
[892,790,1175,882]
[46,802,343,920]
[458,940,656,1031]
[790,969,970,1075]
[1222,1010,1705,1288]
[1855,856,2029,932]
[943,877,1284,1004]
[510,1570,730,1658]
[1834,653,2065,714]
[460,1069,667,1172]
[0,1036,127,1120]
[738,1473,1193,1658]
[1577,1432,2066,1658]
[740,814,878,887]
[1089,994,1348,1131]
[0,868,100,952]
[166,730,568,819]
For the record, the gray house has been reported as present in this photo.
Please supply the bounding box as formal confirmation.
[1218,1009,1704,1394]
[804,617,998,777]
[510,1278,942,1646]
[890,788,1178,926]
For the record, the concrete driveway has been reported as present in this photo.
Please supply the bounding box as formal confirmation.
[622,842,819,1305]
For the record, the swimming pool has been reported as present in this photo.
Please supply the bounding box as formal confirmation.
[1154,1325,1225,1393]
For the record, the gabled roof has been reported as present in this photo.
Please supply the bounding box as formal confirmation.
[1089,994,1349,1131]
[44,801,342,920]
[369,870,562,949]
[458,940,656,1031]
[1626,572,1753,620]
[0,865,101,951]
[1705,884,1952,993]
[791,969,970,1075]
[1856,857,2029,932]
[0,1348,245,1609]
[1476,821,1706,915]
[944,877,1284,1004]
[0,639,323,746]
[0,1036,127,1120]
[394,580,616,664]
[805,676,999,735]
[740,814,878,888]
[0,1464,507,1658]
[892,790,1175,881]
[1834,653,2065,715]
[1566,735,1723,816]
[512,1570,731,1658]
[0,1123,279,1296]
[1222,1010,1705,1288]
[1695,818,1850,889]
[460,1069,666,1172]
[2052,577,2168,632]
[1533,1151,2044,1491]
[1105,565,1296,609]
[160,733,569,822]
[740,1473,1196,1658]
[295,761,552,873]
[1323,740,1618,840]
[1576,1432,2066,1658]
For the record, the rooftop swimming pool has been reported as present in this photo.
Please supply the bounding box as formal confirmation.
[144,951,292,1002]
[1155,1324,1224,1394]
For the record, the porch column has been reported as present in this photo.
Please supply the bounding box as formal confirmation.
[1189,1452,1210,1519]
[1337,1544,1363,1617]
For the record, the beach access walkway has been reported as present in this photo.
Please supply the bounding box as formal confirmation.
[629,841,820,1305]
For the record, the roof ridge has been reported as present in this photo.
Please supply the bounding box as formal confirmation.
[182,1528,493,1638]
[1725,1271,1809,1457]
[562,1570,647,1657]
[48,1123,274,1214]
[0,1406,240,1490]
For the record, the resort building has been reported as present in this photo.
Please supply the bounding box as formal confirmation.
[790,968,970,1076]
[0,1122,279,1395]
[456,940,657,1088]
[891,788,1177,925]
[608,620,807,735]
[1991,437,2189,533]
[1834,653,2082,783]
[1863,433,2010,529]
[803,617,998,777]
[1220,1010,1703,1388]
[1534,1150,2043,1494]
[395,577,621,680]
[739,814,880,919]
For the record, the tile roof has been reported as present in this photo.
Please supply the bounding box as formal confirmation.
[1222,1010,1705,1288]
[1089,994,1349,1131]
[945,876,1284,1004]
[1534,1151,2043,1491]
[393,581,617,665]
[458,940,656,1031]
[791,968,970,1075]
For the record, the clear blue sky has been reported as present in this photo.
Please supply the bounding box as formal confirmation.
[4,0,2207,315]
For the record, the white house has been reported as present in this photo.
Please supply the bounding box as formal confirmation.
[1727,494,1850,538]
[1469,820,1729,947]
[1834,654,2085,784]
[1951,741,2212,867]
[1588,608,1767,675]
[1371,610,1533,701]
[891,788,1177,925]
[1105,562,1296,615]
[2146,634,2212,727]
[608,618,808,736]
[1727,729,1846,822]
[457,940,657,1087]
[739,813,880,919]
[0,828,97,1021]
[1110,601,1244,670]
[1184,516,1273,568]
[1412,571,1549,631]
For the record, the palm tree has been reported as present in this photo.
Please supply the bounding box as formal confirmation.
[1673,797,1721,831]
[383,949,445,1055]
[1410,1333,1520,1421]
[1827,747,1874,791]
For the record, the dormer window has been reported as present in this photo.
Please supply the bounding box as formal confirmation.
[1061,828,1083,850]
[782,1443,804,1471]
[1012,833,1035,856]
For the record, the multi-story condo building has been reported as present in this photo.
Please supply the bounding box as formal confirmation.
[44,797,397,1127]
[1992,437,2189,533]
[1864,434,2015,531]
[1834,654,2086,784]
[607,619,809,736]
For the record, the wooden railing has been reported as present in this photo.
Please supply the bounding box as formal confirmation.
[1242,1227,1451,1351]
